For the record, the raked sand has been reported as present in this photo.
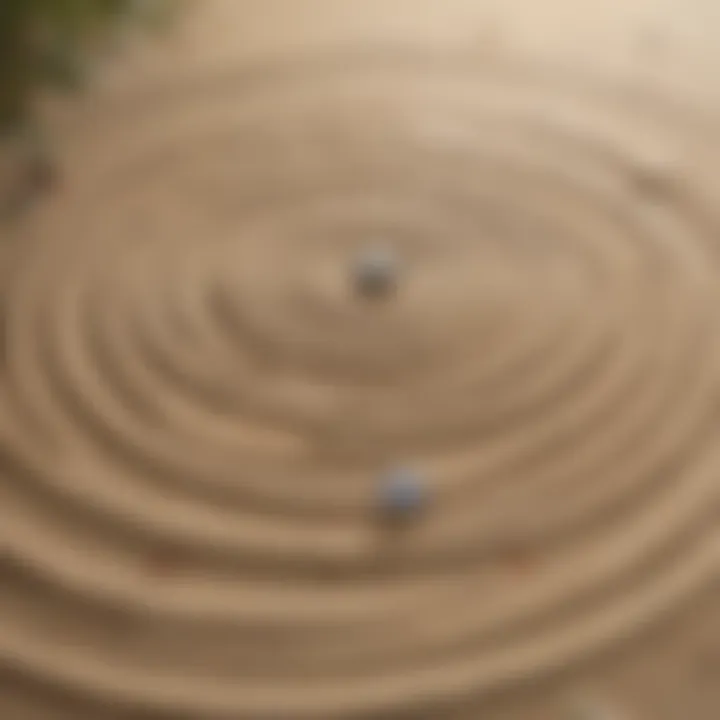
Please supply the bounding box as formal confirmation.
[0,1,718,718]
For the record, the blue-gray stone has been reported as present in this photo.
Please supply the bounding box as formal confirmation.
[378,467,427,517]
[353,246,398,297]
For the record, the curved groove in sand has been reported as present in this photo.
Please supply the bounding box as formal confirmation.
[0,51,719,718]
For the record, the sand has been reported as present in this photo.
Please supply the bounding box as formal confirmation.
[0,1,718,719]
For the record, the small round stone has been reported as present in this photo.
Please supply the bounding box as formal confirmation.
[352,246,398,298]
[377,466,427,518]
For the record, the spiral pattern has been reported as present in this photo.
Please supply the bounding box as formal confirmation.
[1,51,719,719]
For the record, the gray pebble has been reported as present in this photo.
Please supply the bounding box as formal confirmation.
[378,466,428,518]
[352,246,398,298]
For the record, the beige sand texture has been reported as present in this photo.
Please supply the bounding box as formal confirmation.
[1,1,719,718]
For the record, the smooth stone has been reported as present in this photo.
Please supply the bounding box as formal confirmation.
[352,246,398,297]
[378,466,427,517]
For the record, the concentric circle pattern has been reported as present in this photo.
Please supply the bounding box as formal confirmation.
[1,51,719,719]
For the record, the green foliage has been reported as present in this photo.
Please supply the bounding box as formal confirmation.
[0,0,170,132]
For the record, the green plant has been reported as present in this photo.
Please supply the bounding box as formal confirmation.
[0,0,172,218]
[0,0,170,133]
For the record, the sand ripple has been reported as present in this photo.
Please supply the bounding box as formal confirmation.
[0,51,719,719]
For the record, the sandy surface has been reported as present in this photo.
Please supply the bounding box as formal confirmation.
[0,1,719,718]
